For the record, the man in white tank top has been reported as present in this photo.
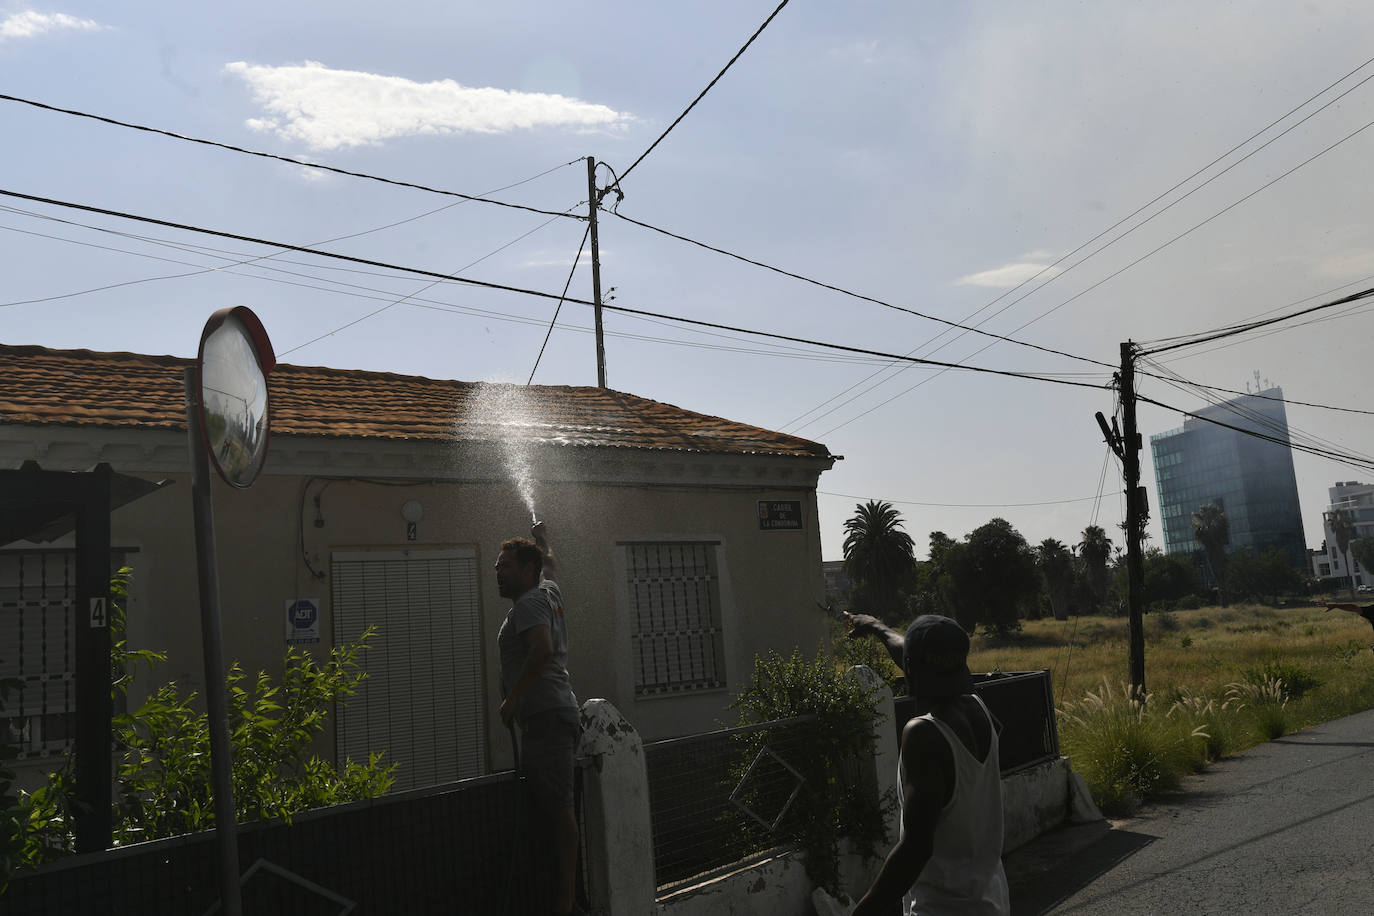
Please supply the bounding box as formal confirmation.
[848,613,1010,916]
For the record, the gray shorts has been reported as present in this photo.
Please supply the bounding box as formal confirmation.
[519,706,580,810]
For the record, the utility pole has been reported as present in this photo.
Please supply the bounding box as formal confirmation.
[1120,341,1147,698]
[586,156,607,388]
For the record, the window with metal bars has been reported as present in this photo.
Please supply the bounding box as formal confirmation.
[625,542,726,697]
[0,550,128,759]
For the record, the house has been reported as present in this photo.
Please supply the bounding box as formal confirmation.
[0,344,837,791]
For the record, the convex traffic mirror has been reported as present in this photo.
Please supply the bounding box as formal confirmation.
[196,307,276,488]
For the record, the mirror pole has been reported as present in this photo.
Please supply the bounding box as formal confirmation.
[184,368,243,916]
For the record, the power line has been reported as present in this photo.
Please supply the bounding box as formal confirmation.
[278,205,582,357]
[617,0,791,183]
[595,300,1111,391]
[610,210,1113,369]
[1136,361,1374,418]
[1136,393,1374,473]
[528,223,592,384]
[1140,284,1374,356]
[818,490,1109,510]
[0,92,583,220]
[0,186,598,306]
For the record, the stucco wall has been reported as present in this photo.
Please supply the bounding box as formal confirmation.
[5,428,833,775]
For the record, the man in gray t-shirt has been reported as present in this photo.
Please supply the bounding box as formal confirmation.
[495,522,582,916]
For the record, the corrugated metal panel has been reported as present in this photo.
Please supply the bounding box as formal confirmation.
[331,549,485,791]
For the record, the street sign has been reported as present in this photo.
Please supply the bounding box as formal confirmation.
[758,500,804,530]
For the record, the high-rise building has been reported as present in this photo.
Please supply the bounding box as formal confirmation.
[1150,386,1307,570]
[1312,481,1374,587]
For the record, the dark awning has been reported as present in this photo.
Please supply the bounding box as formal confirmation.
[0,462,171,546]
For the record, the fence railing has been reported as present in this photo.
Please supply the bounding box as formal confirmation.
[3,764,590,915]
[643,715,814,893]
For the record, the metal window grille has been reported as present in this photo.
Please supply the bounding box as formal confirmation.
[626,542,725,697]
[331,549,486,791]
[0,550,80,760]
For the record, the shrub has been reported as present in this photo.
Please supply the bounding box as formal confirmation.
[18,595,394,864]
[1226,679,1290,741]
[731,650,890,894]
[1057,679,1209,816]
[1241,659,1319,701]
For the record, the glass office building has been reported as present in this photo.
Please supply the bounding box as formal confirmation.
[1150,387,1307,570]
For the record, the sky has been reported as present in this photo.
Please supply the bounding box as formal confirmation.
[3,1,1373,562]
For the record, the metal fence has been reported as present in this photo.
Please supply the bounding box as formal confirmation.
[2,764,592,915]
[643,715,814,894]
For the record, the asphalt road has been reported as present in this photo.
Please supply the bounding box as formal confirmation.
[1006,707,1374,915]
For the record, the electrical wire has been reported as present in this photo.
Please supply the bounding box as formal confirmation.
[817,490,1108,509]
[617,0,791,183]
[528,223,592,384]
[1140,285,1374,357]
[278,205,583,357]
[0,92,583,220]
[1136,393,1374,473]
[1137,362,1374,417]
[0,186,600,306]
[611,211,1113,370]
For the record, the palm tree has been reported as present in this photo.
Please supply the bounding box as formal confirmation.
[1078,525,1113,614]
[1037,539,1075,620]
[842,500,916,623]
[1192,503,1230,606]
[1327,509,1357,598]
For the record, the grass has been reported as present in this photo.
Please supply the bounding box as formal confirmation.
[967,599,1374,815]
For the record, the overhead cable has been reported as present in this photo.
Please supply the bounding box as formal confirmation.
[1141,284,1374,356]
[1136,393,1374,473]
[611,210,1112,369]
[0,92,583,220]
[817,490,1109,509]
[617,0,791,183]
[0,187,595,306]
[528,223,592,384]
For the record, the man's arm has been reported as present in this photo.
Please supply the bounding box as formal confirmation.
[499,624,553,726]
[845,612,905,670]
[532,520,557,579]
[852,720,950,916]
[1322,600,1361,614]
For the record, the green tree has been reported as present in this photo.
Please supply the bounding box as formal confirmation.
[1192,503,1231,607]
[1079,525,1113,614]
[1228,548,1304,604]
[1351,537,1374,589]
[949,518,1039,635]
[842,500,916,624]
[1328,509,1357,597]
[1037,539,1076,621]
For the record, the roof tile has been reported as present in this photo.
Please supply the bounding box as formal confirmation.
[0,345,832,459]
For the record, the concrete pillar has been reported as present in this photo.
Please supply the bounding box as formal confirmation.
[844,665,900,840]
[580,698,655,914]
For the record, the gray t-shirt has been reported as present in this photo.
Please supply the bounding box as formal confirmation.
[498,578,578,722]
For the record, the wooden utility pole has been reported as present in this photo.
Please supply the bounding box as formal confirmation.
[1120,341,1147,698]
[586,156,607,388]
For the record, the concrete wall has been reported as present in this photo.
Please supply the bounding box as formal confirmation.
[2,426,833,775]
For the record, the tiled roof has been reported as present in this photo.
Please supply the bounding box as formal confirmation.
[0,345,832,459]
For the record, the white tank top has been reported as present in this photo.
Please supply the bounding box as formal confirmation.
[899,695,1010,915]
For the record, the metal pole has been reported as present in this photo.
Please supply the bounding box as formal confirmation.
[184,368,242,916]
[1120,342,1146,698]
[73,463,112,853]
[587,155,607,388]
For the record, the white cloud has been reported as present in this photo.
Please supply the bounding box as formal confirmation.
[224,60,632,151]
[956,261,1062,288]
[0,10,105,40]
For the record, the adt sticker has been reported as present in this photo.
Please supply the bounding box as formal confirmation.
[285,598,321,645]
